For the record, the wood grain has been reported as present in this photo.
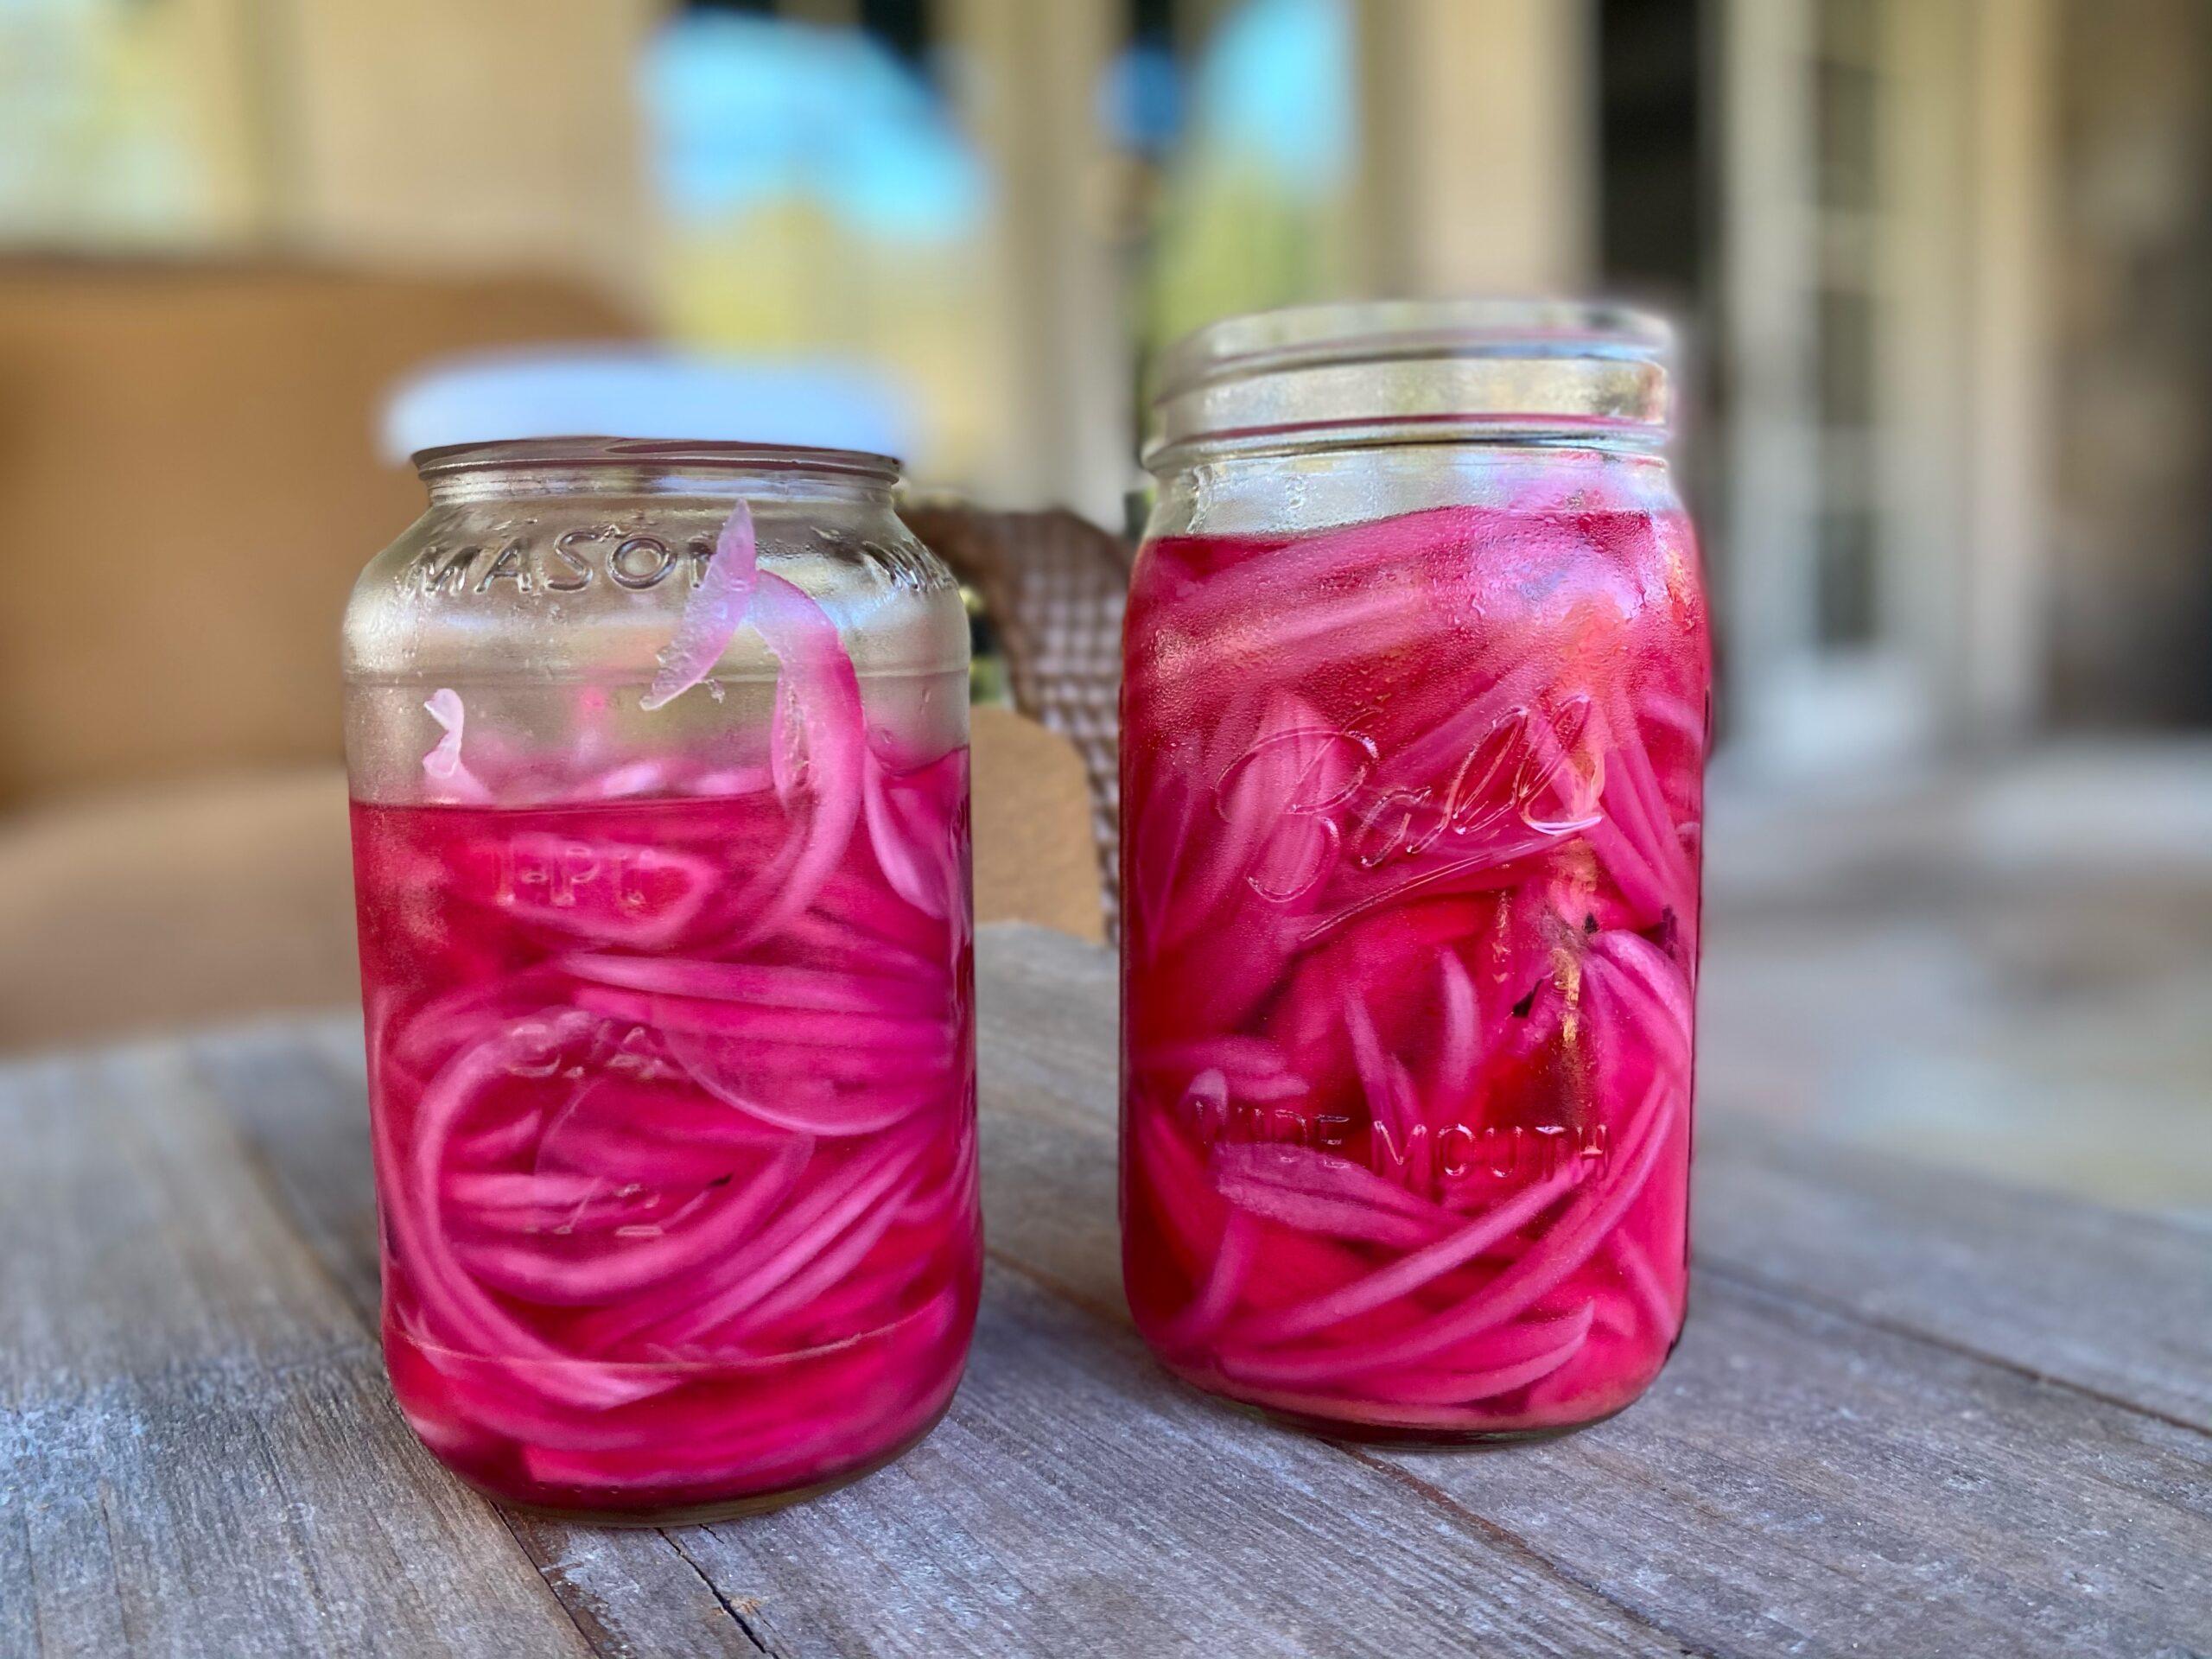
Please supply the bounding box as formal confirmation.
[190,1033,769,1659]
[1694,1120,2212,1429]
[3,924,2206,1657]
[674,1263,1677,1658]
[0,1041,594,1659]
[1404,1280,2212,1656]
[969,925,2212,1659]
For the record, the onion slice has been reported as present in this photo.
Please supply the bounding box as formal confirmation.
[641,499,760,712]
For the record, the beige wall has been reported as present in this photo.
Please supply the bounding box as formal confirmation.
[264,0,661,307]
[944,0,1131,525]
[1357,0,1597,297]
[99,0,663,307]
[0,264,636,804]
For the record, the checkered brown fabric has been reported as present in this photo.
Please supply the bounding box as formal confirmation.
[901,504,1132,938]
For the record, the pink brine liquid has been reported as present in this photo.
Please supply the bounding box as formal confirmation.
[353,754,978,1518]
[1121,499,1708,1439]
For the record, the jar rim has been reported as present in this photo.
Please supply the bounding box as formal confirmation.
[411,435,903,481]
[1147,298,1675,464]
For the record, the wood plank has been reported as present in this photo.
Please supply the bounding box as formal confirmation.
[1395,1279,2212,1657]
[193,1029,382,1327]
[508,1520,772,1659]
[0,1491,38,1658]
[1693,1120,2212,1430]
[673,1263,1679,1659]
[967,924,2212,1658]
[0,1041,594,1659]
[0,1045,360,1382]
[189,1033,771,1659]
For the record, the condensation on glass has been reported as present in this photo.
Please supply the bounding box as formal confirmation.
[1120,302,1711,1443]
[343,439,978,1522]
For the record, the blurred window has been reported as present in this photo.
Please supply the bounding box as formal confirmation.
[1135,0,1358,371]
[1815,58,1878,212]
[0,0,231,247]
[1599,0,1704,296]
[1810,0,1883,650]
[1816,505,1879,649]
[646,3,994,484]
[1815,0,1878,213]
[1816,285,1875,428]
[858,0,929,67]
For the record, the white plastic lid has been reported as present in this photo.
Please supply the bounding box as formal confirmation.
[379,346,915,466]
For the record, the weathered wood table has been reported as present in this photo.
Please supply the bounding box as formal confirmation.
[4,925,2208,1657]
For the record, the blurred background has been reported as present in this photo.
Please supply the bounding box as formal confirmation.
[0,0,2207,1215]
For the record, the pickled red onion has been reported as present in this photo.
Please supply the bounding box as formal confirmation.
[1122,498,1706,1435]
[641,499,759,712]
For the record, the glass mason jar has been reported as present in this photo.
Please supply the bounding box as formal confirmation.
[1121,302,1709,1443]
[343,439,979,1522]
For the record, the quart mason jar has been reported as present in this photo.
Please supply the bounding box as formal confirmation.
[344,439,978,1521]
[1121,302,1709,1442]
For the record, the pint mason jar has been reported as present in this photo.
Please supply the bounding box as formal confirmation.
[343,438,979,1521]
[1120,302,1709,1441]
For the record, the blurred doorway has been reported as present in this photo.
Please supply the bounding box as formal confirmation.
[1719,0,2051,776]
